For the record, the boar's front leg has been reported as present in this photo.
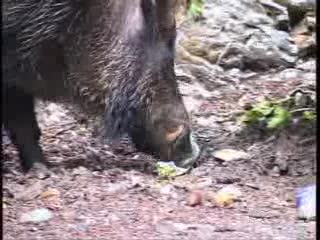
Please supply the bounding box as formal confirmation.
[3,87,49,173]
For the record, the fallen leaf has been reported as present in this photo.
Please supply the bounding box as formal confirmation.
[40,189,61,200]
[214,185,242,207]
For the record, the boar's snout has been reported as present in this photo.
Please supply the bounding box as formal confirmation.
[169,129,200,168]
[129,103,200,168]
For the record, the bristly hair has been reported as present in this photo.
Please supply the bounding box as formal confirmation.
[103,0,163,140]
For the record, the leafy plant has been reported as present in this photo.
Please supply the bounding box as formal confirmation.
[303,110,316,121]
[241,94,316,131]
[266,106,291,129]
[188,0,204,20]
[241,100,292,130]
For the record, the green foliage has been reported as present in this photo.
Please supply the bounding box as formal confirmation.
[241,101,274,124]
[241,94,316,131]
[266,106,291,129]
[188,0,204,20]
[303,110,317,121]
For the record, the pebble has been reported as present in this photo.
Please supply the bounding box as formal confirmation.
[213,149,250,162]
[20,208,53,223]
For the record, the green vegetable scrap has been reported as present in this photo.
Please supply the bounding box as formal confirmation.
[188,0,204,20]
[156,162,177,179]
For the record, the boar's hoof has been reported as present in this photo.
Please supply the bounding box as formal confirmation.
[25,162,52,180]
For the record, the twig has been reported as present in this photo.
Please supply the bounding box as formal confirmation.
[290,108,314,114]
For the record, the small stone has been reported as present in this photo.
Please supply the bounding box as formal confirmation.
[187,190,203,207]
[73,223,90,232]
[213,149,250,162]
[72,166,89,176]
[19,208,53,223]
[279,68,303,80]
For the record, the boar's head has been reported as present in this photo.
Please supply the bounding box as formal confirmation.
[68,0,200,167]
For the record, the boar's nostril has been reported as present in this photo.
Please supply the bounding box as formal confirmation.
[165,125,184,142]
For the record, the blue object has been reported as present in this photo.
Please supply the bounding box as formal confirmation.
[296,184,316,220]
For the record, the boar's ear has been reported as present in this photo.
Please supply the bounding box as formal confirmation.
[156,0,177,30]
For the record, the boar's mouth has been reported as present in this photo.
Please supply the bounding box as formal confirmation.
[172,132,200,168]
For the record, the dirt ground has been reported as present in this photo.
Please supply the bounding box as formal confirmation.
[2,64,316,240]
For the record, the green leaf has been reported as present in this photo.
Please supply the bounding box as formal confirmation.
[266,106,291,129]
[241,101,274,124]
[303,111,316,121]
[254,101,275,116]
[188,0,204,19]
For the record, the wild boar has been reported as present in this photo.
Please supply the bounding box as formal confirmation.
[2,0,200,172]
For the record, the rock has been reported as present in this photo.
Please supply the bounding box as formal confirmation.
[290,12,316,59]
[259,0,290,31]
[262,26,298,55]
[213,149,250,162]
[279,68,303,80]
[217,40,296,71]
[260,0,287,14]
[175,0,300,72]
[296,59,315,72]
[287,0,315,27]
[73,223,90,233]
[275,14,290,31]
[19,208,53,223]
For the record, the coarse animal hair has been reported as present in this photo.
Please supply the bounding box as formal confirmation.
[2,0,199,170]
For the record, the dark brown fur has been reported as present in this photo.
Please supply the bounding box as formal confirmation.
[2,0,199,171]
